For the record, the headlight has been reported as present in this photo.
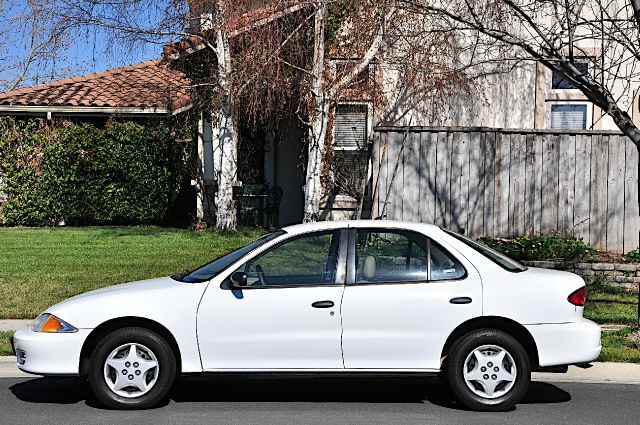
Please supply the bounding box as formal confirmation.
[31,313,78,333]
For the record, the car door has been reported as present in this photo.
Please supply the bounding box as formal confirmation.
[197,229,347,370]
[340,228,482,370]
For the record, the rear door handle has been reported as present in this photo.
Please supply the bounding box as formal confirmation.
[311,300,334,308]
[450,297,472,304]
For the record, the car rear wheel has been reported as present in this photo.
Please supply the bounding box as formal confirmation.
[88,327,176,409]
[445,329,530,411]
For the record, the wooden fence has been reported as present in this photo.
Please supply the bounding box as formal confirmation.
[372,127,639,253]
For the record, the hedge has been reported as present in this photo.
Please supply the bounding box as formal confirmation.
[0,118,187,226]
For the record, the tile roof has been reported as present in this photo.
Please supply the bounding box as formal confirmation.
[0,2,304,113]
[0,60,192,112]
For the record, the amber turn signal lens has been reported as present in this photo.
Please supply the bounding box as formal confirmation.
[40,316,64,333]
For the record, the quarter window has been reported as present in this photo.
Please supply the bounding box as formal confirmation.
[245,231,340,287]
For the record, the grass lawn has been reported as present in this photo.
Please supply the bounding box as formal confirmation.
[0,332,13,356]
[0,226,265,319]
[584,282,639,325]
[599,328,640,363]
[0,331,13,356]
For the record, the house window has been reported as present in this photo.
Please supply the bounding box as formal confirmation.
[333,104,370,197]
[334,104,368,150]
[547,102,591,130]
[551,60,590,90]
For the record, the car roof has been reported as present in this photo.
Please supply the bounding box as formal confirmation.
[281,220,442,235]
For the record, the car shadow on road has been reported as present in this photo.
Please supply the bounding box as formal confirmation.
[9,376,571,411]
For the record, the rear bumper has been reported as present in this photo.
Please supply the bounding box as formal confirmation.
[525,319,601,367]
[11,328,91,376]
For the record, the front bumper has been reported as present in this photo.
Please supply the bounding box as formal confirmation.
[525,319,601,367]
[11,328,92,376]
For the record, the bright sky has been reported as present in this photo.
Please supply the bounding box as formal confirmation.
[0,0,176,89]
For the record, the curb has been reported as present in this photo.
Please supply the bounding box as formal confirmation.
[0,357,31,378]
[0,356,639,383]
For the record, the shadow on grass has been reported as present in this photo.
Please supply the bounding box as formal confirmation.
[9,376,570,411]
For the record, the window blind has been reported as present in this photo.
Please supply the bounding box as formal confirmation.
[549,104,587,130]
[334,105,368,149]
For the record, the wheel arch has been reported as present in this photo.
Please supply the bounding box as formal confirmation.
[441,316,539,369]
[79,316,182,376]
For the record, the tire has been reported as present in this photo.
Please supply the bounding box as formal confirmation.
[445,329,530,411]
[88,327,176,409]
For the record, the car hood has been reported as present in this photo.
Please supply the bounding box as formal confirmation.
[46,276,209,329]
[61,276,179,302]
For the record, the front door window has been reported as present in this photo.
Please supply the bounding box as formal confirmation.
[245,230,341,287]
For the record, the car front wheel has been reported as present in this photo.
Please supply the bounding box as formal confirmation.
[445,329,530,411]
[88,327,176,409]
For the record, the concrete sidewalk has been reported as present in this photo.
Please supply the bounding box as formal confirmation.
[532,362,640,385]
[0,320,31,332]
[0,355,639,382]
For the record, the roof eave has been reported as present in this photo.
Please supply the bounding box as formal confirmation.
[0,105,172,117]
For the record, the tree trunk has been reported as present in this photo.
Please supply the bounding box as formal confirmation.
[631,0,640,30]
[213,0,238,230]
[303,1,328,222]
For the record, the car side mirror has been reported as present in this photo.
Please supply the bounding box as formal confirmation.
[230,271,248,287]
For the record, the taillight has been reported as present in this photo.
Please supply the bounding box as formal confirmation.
[568,286,588,306]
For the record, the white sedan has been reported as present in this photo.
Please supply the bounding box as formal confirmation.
[11,220,600,411]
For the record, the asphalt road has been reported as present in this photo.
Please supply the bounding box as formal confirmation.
[1,375,638,425]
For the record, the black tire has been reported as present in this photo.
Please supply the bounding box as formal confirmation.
[445,329,530,411]
[88,327,176,409]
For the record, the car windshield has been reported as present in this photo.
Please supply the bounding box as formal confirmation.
[173,231,285,283]
[443,229,527,273]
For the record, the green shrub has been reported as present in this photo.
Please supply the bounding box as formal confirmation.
[0,118,187,226]
[624,248,640,262]
[479,233,596,262]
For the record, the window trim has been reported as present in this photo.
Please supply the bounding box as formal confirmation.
[223,229,348,290]
[346,228,467,286]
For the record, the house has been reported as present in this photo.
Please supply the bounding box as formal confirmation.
[1,1,638,252]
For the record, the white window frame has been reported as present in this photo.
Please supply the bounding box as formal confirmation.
[546,101,593,130]
[333,102,373,152]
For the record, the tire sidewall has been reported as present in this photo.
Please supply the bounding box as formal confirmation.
[446,329,531,411]
[88,327,176,409]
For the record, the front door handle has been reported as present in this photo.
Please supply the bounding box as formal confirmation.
[311,300,334,308]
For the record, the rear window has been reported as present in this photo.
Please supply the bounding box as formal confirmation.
[444,229,527,273]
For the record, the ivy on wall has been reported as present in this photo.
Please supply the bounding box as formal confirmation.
[0,118,187,226]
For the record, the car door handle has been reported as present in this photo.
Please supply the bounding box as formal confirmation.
[311,300,334,308]
[450,297,472,304]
